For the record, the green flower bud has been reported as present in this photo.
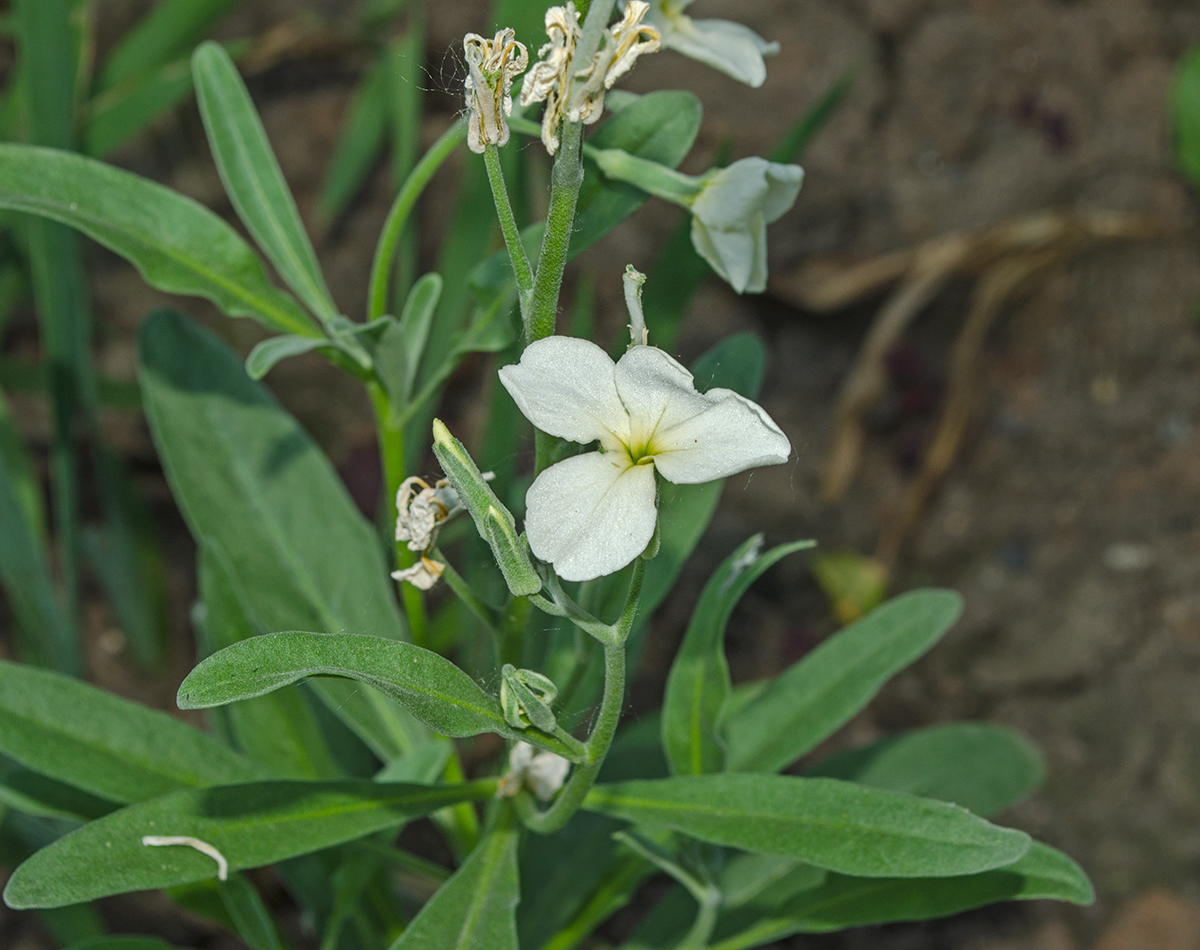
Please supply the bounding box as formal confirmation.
[500,664,559,732]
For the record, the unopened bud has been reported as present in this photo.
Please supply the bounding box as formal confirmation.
[500,664,558,732]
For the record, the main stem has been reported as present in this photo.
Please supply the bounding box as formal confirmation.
[483,143,534,318]
[526,120,583,343]
[518,559,644,833]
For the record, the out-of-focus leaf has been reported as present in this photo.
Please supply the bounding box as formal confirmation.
[192,42,337,322]
[197,549,340,780]
[98,0,242,90]
[138,309,419,758]
[86,56,192,157]
[722,590,963,773]
[707,843,1093,949]
[806,723,1045,819]
[3,779,493,908]
[66,941,180,950]
[0,145,319,336]
[317,58,389,224]
[769,67,858,165]
[388,819,520,950]
[0,762,116,822]
[243,334,331,379]
[810,549,889,625]
[1174,48,1200,190]
[584,774,1030,878]
[218,872,283,950]
[0,659,263,804]
[662,535,814,776]
[374,741,453,785]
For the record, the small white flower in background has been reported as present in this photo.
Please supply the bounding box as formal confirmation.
[568,1,660,125]
[497,742,572,801]
[391,555,446,592]
[520,3,582,154]
[464,28,529,154]
[625,0,779,87]
[520,2,659,155]
[394,476,462,552]
[689,157,804,293]
[499,336,791,582]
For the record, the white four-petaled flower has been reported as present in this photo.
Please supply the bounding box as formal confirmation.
[499,337,791,581]
[689,157,804,294]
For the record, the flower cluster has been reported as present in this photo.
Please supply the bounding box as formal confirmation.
[390,476,463,590]
[519,1,660,154]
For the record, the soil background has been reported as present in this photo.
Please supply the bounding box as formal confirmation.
[4,0,1200,948]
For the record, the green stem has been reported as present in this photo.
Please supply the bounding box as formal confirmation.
[527,120,583,342]
[433,548,500,633]
[483,144,533,315]
[369,382,426,645]
[517,560,644,834]
[368,119,465,322]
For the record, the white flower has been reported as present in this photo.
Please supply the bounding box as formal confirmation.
[391,555,445,591]
[395,476,462,552]
[628,0,779,87]
[499,337,791,581]
[497,742,571,801]
[519,4,582,154]
[689,158,804,294]
[464,29,529,154]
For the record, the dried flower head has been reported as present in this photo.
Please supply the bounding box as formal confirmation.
[519,3,582,154]
[464,28,529,154]
[568,1,660,126]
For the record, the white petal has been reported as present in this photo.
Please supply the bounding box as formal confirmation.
[526,751,572,801]
[652,389,791,484]
[692,159,770,230]
[663,17,775,87]
[499,337,630,447]
[761,163,804,223]
[524,452,657,582]
[613,345,712,448]
[690,216,761,293]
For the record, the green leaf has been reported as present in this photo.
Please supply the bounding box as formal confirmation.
[584,774,1030,878]
[0,426,75,671]
[707,842,1093,948]
[86,56,194,157]
[244,334,331,379]
[0,659,263,805]
[178,632,563,750]
[317,58,389,223]
[806,723,1045,819]
[218,872,283,950]
[0,762,116,822]
[138,309,417,758]
[662,536,815,776]
[3,779,492,908]
[65,941,180,950]
[722,590,963,773]
[394,272,443,400]
[0,144,318,336]
[388,819,519,950]
[197,549,340,780]
[192,42,338,322]
[1173,47,1200,190]
[98,0,242,90]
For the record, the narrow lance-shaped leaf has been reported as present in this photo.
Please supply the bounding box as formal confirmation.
[583,774,1030,879]
[317,57,389,224]
[806,723,1045,819]
[389,817,520,950]
[218,872,284,950]
[662,535,814,776]
[3,779,494,908]
[0,145,318,336]
[707,842,1093,950]
[722,589,963,773]
[178,632,575,758]
[192,42,338,322]
[98,0,243,90]
[0,660,263,805]
[138,310,419,759]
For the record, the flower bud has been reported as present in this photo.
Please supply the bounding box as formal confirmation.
[500,664,559,732]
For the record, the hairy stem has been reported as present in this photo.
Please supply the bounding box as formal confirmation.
[483,144,534,318]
